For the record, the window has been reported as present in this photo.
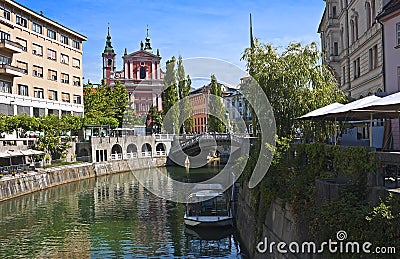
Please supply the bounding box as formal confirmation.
[332,6,337,18]
[369,45,378,70]
[397,23,400,46]
[47,49,56,61]
[72,40,80,49]
[353,57,360,79]
[371,0,376,24]
[33,87,44,99]
[32,22,42,34]
[355,16,359,40]
[0,55,11,65]
[333,42,338,56]
[342,66,346,84]
[397,67,400,92]
[73,95,81,104]
[61,54,69,65]
[48,69,57,81]
[32,43,43,56]
[73,76,81,86]
[366,2,372,29]
[33,65,43,78]
[140,66,146,79]
[48,90,58,101]
[0,80,11,93]
[47,29,56,40]
[16,37,27,51]
[61,73,69,84]
[60,35,69,45]
[369,48,373,70]
[1,7,10,20]
[18,84,28,96]
[0,31,10,40]
[16,60,28,74]
[72,58,80,68]
[16,15,27,28]
[350,20,355,43]
[62,92,70,102]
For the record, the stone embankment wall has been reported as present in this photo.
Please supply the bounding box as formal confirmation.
[236,182,312,259]
[0,157,166,202]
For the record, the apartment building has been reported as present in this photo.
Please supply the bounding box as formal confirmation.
[0,0,87,117]
[318,0,390,99]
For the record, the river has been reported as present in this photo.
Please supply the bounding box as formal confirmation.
[0,166,247,258]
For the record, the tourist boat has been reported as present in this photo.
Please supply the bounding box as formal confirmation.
[184,183,233,227]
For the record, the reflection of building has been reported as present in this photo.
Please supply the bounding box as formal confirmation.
[0,0,86,116]
[189,85,210,133]
[102,27,164,117]
[318,0,387,99]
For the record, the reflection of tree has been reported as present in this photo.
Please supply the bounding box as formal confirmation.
[167,201,185,256]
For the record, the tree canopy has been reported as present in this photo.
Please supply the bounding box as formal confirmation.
[242,41,346,140]
[208,74,226,133]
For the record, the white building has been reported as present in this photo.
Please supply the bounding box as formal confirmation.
[0,0,86,117]
[318,0,390,99]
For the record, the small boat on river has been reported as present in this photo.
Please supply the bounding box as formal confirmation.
[184,183,233,228]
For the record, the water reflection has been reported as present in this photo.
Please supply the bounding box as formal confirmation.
[0,167,245,258]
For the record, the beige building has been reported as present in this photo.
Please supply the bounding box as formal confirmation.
[319,0,390,99]
[0,0,87,117]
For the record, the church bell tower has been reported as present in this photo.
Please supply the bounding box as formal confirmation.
[102,25,116,86]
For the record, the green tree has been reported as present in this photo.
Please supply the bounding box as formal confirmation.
[162,56,179,133]
[208,74,226,133]
[176,56,193,133]
[105,81,129,126]
[83,81,128,127]
[122,101,142,128]
[147,105,163,133]
[242,41,345,140]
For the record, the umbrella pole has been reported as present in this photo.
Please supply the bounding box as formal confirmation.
[370,113,373,148]
[334,118,337,145]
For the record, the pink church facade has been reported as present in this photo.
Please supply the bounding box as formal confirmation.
[102,27,164,117]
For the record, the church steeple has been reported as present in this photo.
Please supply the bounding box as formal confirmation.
[104,24,114,54]
[144,25,153,53]
[250,13,254,49]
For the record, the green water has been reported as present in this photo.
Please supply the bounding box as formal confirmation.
[0,166,246,258]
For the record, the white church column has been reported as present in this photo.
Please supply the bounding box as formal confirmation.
[157,94,162,111]
[152,62,155,79]
[125,62,128,78]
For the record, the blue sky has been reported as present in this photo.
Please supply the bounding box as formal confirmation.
[16,0,325,85]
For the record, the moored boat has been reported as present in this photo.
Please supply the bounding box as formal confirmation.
[184,184,233,227]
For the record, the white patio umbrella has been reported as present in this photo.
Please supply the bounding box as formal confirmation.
[298,96,384,147]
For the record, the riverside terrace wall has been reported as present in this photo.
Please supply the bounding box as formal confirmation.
[0,157,167,202]
[236,182,313,259]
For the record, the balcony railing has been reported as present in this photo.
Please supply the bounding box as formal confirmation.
[0,63,25,77]
[0,39,24,53]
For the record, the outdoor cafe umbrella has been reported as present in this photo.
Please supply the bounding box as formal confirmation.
[297,96,383,147]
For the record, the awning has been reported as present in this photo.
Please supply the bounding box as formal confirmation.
[20,150,34,156]
[0,152,10,158]
[297,103,345,120]
[30,149,44,155]
[7,150,24,156]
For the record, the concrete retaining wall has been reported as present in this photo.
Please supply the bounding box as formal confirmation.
[236,182,312,259]
[0,157,167,202]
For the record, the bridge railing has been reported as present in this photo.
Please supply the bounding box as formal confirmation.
[111,153,123,160]
[141,151,152,157]
[126,152,138,159]
[155,151,166,157]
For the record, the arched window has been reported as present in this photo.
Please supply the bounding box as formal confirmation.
[371,0,376,24]
[140,66,146,79]
[366,2,371,29]
[350,20,355,43]
[355,16,359,40]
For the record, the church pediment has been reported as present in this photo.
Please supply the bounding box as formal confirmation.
[124,50,160,59]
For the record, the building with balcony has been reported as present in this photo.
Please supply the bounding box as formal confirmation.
[318,0,390,99]
[0,0,87,117]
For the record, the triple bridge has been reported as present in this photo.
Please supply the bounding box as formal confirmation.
[169,133,249,168]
